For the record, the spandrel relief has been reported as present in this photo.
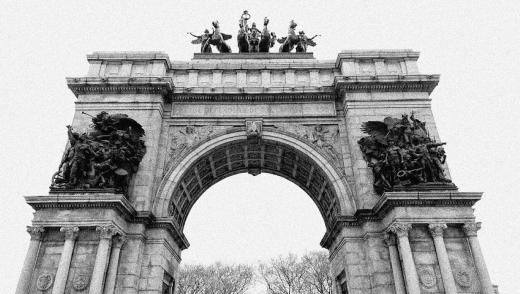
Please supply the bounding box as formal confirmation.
[274,123,343,166]
[164,125,229,173]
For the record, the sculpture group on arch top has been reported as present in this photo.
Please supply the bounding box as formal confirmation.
[189,10,319,53]
[358,112,457,194]
[51,111,147,195]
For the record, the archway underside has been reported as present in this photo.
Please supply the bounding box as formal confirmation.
[167,139,341,230]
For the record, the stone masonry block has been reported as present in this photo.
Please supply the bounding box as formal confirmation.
[372,272,393,286]
[348,264,369,276]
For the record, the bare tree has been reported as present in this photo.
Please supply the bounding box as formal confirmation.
[301,251,332,294]
[258,253,308,294]
[178,264,211,294]
[177,262,255,294]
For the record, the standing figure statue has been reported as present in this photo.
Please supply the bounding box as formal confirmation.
[277,20,300,52]
[248,22,261,52]
[237,10,251,53]
[188,29,212,53]
[259,17,276,52]
[210,20,232,53]
[296,31,319,53]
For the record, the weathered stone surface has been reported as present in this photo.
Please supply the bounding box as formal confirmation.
[19,49,492,294]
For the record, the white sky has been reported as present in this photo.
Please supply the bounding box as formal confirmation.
[1,1,519,293]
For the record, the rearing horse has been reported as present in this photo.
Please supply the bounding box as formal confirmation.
[277,20,299,52]
[259,17,276,53]
[210,20,232,53]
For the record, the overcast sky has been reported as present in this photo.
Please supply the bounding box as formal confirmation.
[1,1,519,293]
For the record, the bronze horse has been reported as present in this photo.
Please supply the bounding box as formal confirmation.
[210,21,232,53]
[277,20,299,52]
[259,17,276,53]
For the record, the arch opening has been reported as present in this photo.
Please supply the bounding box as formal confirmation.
[167,138,341,230]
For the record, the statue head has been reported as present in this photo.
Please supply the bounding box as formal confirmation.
[314,124,323,132]
[290,20,297,28]
[97,111,108,119]
[252,22,256,28]
[387,139,395,146]
[299,31,305,35]
[186,126,195,134]
[204,29,209,34]
[438,147,446,156]
[212,20,219,28]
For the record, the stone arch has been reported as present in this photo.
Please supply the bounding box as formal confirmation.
[153,128,356,230]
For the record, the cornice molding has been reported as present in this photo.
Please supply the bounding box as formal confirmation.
[66,76,173,100]
[334,74,440,95]
[320,191,482,248]
[150,218,190,250]
[25,193,189,249]
[171,88,336,102]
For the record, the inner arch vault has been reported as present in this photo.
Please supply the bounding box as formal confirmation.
[155,129,355,230]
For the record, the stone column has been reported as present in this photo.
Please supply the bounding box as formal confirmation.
[463,222,494,294]
[52,226,79,294]
[428,223,457,294]
[90,226,119,294]
[389,223,421,294]
[103,236,126,294]
[383,233,406,294]
[16,226,45,294]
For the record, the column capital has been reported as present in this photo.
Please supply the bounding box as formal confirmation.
[428,223,448,237]
[61,226,80,240]
[27,226,45,241]
[96,225,119,239]
[389,223,413,238]
[462,222,481,237]
[113,235,127,249]
[383,233,397,247]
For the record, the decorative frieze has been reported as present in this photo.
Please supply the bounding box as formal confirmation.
[36,274,54,291]
[273,123,342,165]
[454,269,471,287]
[418,268,437,288]
[72,274,90,291]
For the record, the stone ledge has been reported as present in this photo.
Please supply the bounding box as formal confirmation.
[150,218,190,250]
[336,50,420,66]
[87,51,171,67]
[193,52,315,60]
[320,191,482,248]
[66,76,174,99]
[334,74,440,94]
[25,193,189,249]
[25,193,138,221]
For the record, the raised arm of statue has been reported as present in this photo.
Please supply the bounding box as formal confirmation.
[426,142,446,148]
[67,125,77,146]
[188,32,201,38]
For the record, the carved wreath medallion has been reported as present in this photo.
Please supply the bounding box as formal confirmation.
[36,274,53,291]
[455,269,471,287]
[418,269,436,288]
[72,274,90,291]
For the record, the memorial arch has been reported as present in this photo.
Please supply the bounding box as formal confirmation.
[18,49,496,294]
